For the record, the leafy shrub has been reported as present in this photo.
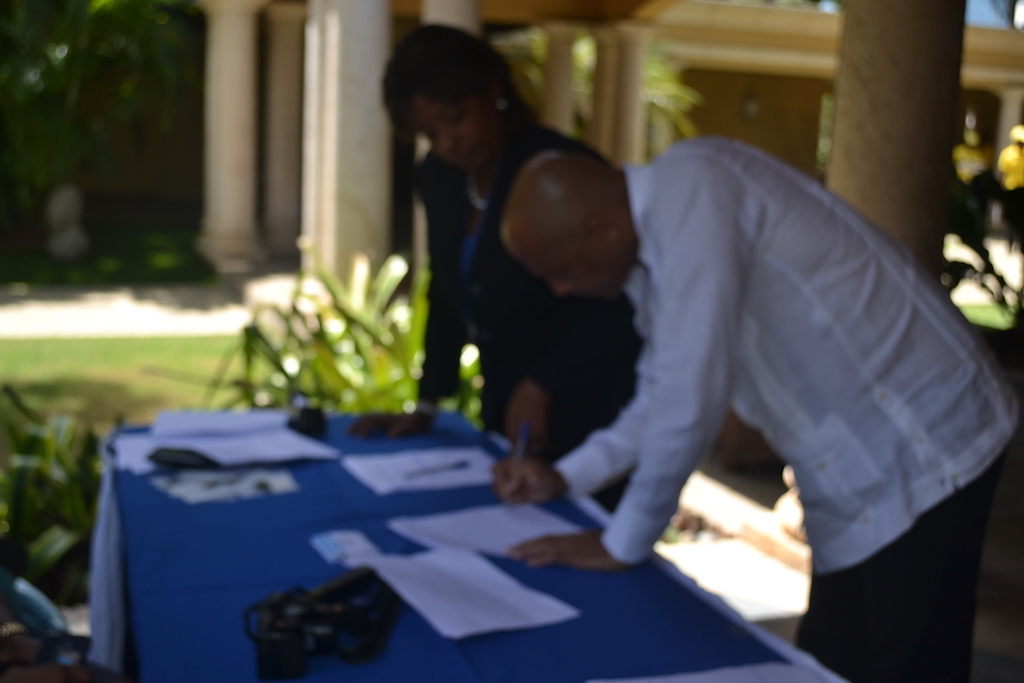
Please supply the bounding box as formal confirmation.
[0,385,102,605]
[0,0,200,229]
[944,170,1021,326]
[211,254,483,422]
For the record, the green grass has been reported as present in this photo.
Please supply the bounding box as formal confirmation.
[0,336,240,434]
[0,225,217,286]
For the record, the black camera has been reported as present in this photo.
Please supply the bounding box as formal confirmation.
[244,567,401,680]
[287,393,326,437]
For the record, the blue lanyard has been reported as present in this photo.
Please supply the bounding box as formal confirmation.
[460,201,487,323]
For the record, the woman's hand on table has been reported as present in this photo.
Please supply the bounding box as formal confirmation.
[347,411,433,439]
[507,529,632,571]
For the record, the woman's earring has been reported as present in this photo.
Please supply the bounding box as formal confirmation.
[496,97,508,111]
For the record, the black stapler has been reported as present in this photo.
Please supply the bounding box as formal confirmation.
[148,447,221,469]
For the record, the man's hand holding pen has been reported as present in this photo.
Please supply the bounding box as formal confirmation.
[493,421,631,572]
[491,456,567,503]
[492,421,568,504]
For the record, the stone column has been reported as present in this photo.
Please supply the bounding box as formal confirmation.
[263,1,306,256]
[613,23,651,166]
[586,25,621,160]
[827,0,967,275]
[302,0,391,276]
[422,0,481,35]
[996,85,1024,156]
[197,0,270,272]
[300,0,324,270]
[541,22,579,136]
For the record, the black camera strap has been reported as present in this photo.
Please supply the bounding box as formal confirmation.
[336,578,401,664]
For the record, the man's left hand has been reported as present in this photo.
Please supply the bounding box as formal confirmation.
[507,530,632,571]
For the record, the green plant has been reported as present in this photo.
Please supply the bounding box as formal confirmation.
[943,173,1012,303]
[0,385,103,605]
[0,0,199,230]
[943,170,1021,327]
[641,41,703,157]
[491,27,702,157]
[212,254,483,423]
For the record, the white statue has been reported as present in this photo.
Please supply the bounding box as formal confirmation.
[45,183,89,262]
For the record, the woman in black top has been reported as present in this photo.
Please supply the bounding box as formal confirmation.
[350,25,640,507]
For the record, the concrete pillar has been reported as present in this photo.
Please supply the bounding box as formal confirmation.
[300,0,324,270]
[586,25,621,160]
[996,86,1024,155]
[197,0,270,272]
[263,1,306,256]
[542,22,579,136]
[301,0,391,276]
[827,0,967,275]
[613,23,652,166]
[422,0,481,35]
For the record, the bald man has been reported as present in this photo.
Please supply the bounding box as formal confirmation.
[494,137,1017,683]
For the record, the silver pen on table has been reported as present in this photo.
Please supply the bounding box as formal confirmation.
[405,459,471,479]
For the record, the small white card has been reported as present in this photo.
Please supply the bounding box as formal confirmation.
[310,530,382,565]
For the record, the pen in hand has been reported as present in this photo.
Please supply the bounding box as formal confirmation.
[497,421,531,502]
[511,421,530,467]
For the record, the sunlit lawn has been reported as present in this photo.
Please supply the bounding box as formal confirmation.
[0,336,241,435]
[0,303,1014,442]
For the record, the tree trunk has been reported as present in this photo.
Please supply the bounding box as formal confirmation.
[827,0,967,276]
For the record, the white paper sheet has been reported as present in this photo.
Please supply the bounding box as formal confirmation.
[151,410,291,437]
[357,548,579,639]
[388,504,582,556]
[586,662,834,683]
[149,468,299,504]
[112,429,339,475]
[340,446,494,494]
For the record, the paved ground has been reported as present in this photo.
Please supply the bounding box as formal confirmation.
[0,268,297,339]
[674,443,1024,683]
[3,251,1023,681]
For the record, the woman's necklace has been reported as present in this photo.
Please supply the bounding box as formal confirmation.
[466,173,488,211]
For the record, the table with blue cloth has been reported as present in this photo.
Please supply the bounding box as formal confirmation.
[95,412,829,682]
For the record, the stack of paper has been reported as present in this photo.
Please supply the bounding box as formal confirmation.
[113,410,340,475]
[341,446,495,494]
[388,503,581,556]
[310,504,585,639]
[151,410,291,437]
[358,548,580,639]
[586,662,834,683]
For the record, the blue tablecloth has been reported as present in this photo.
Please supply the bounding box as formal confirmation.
[103,413,814,682]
